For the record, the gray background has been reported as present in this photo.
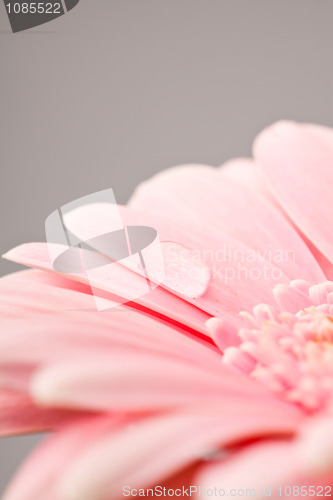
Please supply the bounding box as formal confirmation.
[0,0,333,495]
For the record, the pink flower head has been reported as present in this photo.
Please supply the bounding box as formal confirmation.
[1,121,333,499]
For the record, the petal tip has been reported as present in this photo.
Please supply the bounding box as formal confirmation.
[253,120,302,156]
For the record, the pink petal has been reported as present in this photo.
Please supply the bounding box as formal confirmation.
[254,121,333,265]
[28,351,286,412]
[196,440,301,499]
[273,283,312,314]
[2,248,212,337]
[58,404,301,500]
[2,403,299,500]
[0,274,224,395]
[0,311,219,373]
[62,205,211,299]
[206,317,241,350]
[0,387,87,437]
[128,164,323,283]
[218,158,274,201]
[0,268,102,314]
[297,415,333,476]
[63,201,295,317]
[1,415,124,500]
[302,237,333,281]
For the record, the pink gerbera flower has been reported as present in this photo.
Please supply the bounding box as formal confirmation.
[1,120,333,499]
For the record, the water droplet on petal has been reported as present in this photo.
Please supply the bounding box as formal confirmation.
[158,242,211,299]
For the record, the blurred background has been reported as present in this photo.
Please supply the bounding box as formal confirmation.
[0,0,333,494]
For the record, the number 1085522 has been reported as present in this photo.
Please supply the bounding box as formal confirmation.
[5,3,61,14]
[277,486,331,496]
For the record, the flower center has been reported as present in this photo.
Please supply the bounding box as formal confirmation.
[221,281,333,413]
